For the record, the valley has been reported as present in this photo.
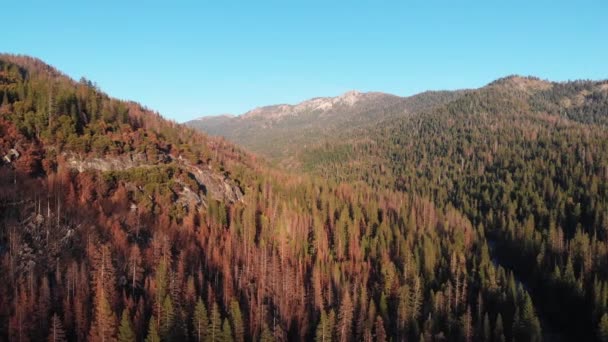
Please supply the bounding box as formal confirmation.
[1,55,607,342]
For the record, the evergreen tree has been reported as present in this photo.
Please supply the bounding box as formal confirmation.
[89,290,117,342]
[48,313,67,342]
[193,297,209,342]
[337,290,354,342]
[160,295,175,340]
[118,309,135,342]
[260,322,275,342]
[598,313,608,342]
[207,302,222,342]
[515,293,542,342]
[374,316,387,342]
[145,317,160,342]
[482,312,491,341]
[221,318,233,342]
[494,313,505,342]
[461,306,473,342]
[315,310,332,342]
[229,299,244,342]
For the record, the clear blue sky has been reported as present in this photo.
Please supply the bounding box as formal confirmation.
[4,1,608,122]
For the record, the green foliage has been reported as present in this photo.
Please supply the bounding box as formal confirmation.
[315,310,332,342]
[118,309,136,342]
[4,56,608,342]
[207,303,222,342]
[193,297,209,342]
[228,300,244,342]
[145,317,161,342]
[160,296,175,340]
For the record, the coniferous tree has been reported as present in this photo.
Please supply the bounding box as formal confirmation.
[514,293,542,342]
[494,313,505,342]
[374,316,387,342]
[337,290,354,342]
[229,299,244,342]
[118,309,135,342]
[89,290,117,342]
[482,312,491,341]
[598,313,608,342]
[160,296,175,340]
[260,322,275,342]
[221,318,233,342]
[193,297,209,342]
[48,313,67,342]
[207,302,222,342]
[315,310,332,342]
[145,318,160,342]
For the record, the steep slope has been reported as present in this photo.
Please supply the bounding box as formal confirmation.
[284,75,608,340]
[187,89,465,164]
[0,55,533,342]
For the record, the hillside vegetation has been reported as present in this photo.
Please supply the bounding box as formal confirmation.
[205,74,608,340]
[0,56,550,342]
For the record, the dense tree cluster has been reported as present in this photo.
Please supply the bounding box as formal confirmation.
[0,57,550,341]
[296,76,608,340]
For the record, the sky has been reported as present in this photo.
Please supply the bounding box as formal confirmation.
[3,1,608,122]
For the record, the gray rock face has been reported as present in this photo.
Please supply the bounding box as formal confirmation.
[64,152,244,209]
[65,152,149,172]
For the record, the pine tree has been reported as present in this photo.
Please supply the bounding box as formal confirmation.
[38,277,52,338]
[207,302,222,342]
[229,299,244,342]
[374,316,387,342]
[145,317,160,342]
[154,259,168,327]
[516,293,542,342]
[494,312,506,342]
[482,312,491,341]
[315,310,332,342]
[48,313,67,342]
[118,309,135,342]
[193,297,209,342]
[378,291,388,321]
[409,277,422,321]
[160,295,175,340]
[598,313,608,342]
[260,322,275,342]
[89,290,117,342]
[397,285,409,338]
[337,290,354,342]
[328,310,337,342]
[461,305,473,342]
[221,318,233,342]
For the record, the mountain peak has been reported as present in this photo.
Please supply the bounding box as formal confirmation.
[196,113,234,120]
[488,75,552,91]
[336,90,363,105]
[240,90,391,120]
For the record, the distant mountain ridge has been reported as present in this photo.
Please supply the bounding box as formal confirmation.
[239,90,397,120]
[187,88,466,163]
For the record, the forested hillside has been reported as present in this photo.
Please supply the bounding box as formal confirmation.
[187,90,465,166]
[0,56,550,342]
[241,75,608,340]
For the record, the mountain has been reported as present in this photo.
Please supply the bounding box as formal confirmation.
[191,73,608,340]
[1,55,531,342]
[3,54,608,341]
[187,89,465,164]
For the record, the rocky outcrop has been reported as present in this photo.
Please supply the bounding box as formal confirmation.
[240,90,392,120]
[65,152,150,172]
[185,165,244,203]
[64,152,244,209]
